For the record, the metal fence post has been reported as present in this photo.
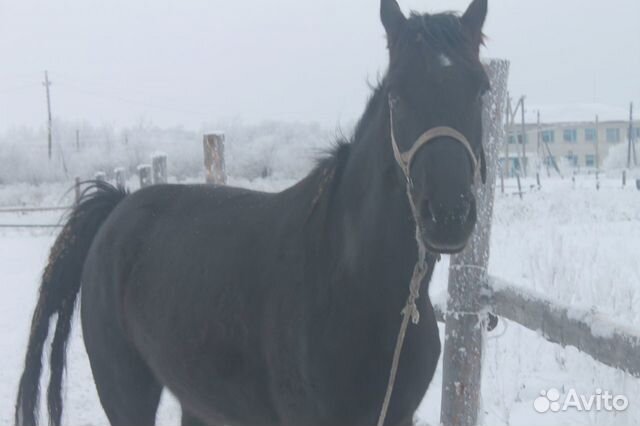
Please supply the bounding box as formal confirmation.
[440,59,509,426]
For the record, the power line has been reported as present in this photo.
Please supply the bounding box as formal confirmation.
[0,83,40,94]
[54,81,215,119]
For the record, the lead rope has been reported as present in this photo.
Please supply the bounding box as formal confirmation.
[376,99,433,426]
[377,96,481,425]
[376,184,429,426]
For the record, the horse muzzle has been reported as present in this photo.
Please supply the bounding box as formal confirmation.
[419,196,477,254]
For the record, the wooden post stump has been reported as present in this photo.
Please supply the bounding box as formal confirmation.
[114,167,127,188]
[152,153,168,184]
[138,164,153,188]
[74,177,81,205]
[440,59,509,426]
[203,133,227,185]
[94,171,106,182]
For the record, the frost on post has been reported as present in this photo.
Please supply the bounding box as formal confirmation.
[204,133,227,185]
[440,59,510,426]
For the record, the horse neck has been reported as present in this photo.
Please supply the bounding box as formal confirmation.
[328,89,419,293]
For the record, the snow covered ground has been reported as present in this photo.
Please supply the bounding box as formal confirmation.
[0,174,638,426]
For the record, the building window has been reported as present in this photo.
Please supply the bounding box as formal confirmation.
[585,154,596,167]
[563,129,577,143]
[508,133,527,144]
[584,128,597,142]
[541,130,555,143]
[606,128,620,143]
[517,133,527,144]
[566,153,578,167]
[635,127,640,139]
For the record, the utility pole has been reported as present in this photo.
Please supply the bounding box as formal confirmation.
[504,94,511,177]
[537,109,562,178]
[519,96,528,177]
[537,110,545,175]
[43,71,53,160]
[628,102,637,168]
[595,115,600,171]
[76,129,80,152]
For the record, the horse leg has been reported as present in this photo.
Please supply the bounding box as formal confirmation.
[82,304,162,426]
[84,332,162,425]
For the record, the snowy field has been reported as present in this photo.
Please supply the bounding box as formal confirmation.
[0,174,639,426]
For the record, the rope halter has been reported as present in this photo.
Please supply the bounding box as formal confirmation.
[388,96,480,183]
[377,96,480,426]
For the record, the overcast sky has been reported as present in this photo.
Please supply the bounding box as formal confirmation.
[1,0,639,132]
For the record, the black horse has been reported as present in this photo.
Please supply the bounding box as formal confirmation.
[16,1,489,425]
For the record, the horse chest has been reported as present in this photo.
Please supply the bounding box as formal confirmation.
[266,295,440,426]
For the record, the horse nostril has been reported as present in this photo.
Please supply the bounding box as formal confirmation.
[421,199,437,223]
[421,197,472,226]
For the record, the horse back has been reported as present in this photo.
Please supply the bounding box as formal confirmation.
[81,183,299,425]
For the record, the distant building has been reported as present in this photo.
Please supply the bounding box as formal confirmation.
[501,103,639,176]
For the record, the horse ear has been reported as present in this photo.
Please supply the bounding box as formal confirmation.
[461,0,488,44]
[479,146,487,184]
[381,0,406,46]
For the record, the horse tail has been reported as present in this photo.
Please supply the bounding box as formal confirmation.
[15,181,128,426]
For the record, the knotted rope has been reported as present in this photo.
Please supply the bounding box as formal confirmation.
[375,176,430,426]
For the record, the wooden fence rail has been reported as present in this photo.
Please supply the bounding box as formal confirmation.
[434,274,640,379]
[439,58,640,425]
[1,139,225,229]
[0,206,71,214]
[490,276,640,378]
[0,224,63,229]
